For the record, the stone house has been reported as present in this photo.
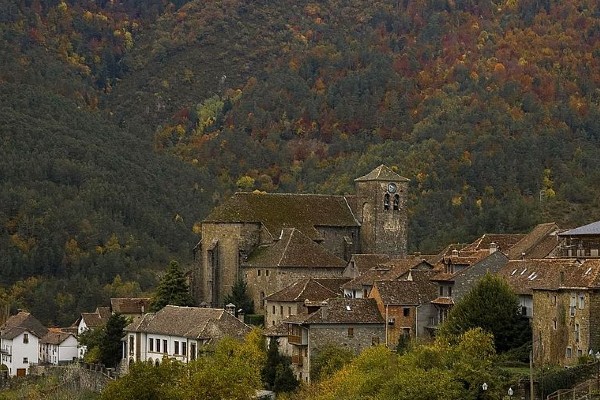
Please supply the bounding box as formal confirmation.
[0,311,48,377]
[283,297,384,383]
[110,298,151,320]
[39,329,79,365]
[193,165,410,308]
[122,305,250,370]
[242,228,348,310]
[499,258,600,366]
[369,269,437,347]
[342,254,397,279]
[264,277,349,327]
[505,222,561,260]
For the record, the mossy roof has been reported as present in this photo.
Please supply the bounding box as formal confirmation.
[372,273,437,305]
[203,192,360,240]
[243,228,347,269]
[287,298,384,324]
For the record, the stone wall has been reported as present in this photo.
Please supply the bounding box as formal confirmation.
[30,363,114,393]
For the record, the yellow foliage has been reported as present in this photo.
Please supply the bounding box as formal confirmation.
[10,234,36,253]
[451,195,463,206]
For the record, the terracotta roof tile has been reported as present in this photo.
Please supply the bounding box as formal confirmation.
[110,298,150,315]
[40,330,75,345]
[461,233,525,253]
[380,259,433,280]
[507,222,560,260]
[431,297,454,305]
[204,192,359,241]
[243,228,347,269]
[498,258,600,295]
[348,254,396,274]
[342,268,390,289]
[372,274,437,305]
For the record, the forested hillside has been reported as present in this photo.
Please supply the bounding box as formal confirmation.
[2,0,600,324]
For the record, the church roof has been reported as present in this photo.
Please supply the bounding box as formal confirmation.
[354,165,410,182]
[243,228,347,269]
[203,192,359,241]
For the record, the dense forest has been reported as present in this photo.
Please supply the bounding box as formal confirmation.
[1,0,600,324]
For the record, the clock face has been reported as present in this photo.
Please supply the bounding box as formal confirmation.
[388,183,397,193]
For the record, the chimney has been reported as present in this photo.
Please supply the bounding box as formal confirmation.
[489,242,498,254]
[451,249,459,257]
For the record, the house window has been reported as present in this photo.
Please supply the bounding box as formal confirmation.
[129,336,134,355]
[521,306,527,316]
[156,338,160,353]
[149,338,154,352]
[191,343,197,360]
[258,270,261,276]
[402,328,411,338]
[384,193,390,210]
[23,334,29,344]
[288,306,292,316]
[174,341,179,355]
[566,347,572,358]
[266,270,270,276]
[553,319,557,330]
[272,305,276,314]
[578,349,583,357]
[579,294,585,309]
[575,323,580,343]
[348,328,354,338]
[439,286,444,296]
[403,308,410,317]
[280,306,283,315]
[448,286,452,297]
[552,295,557,305]
[163,340,168,354]
[23,358,28,364]
[182,342,187,356]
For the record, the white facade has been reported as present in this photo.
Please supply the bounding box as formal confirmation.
[1,331,41,376]
[39,335,79,365]
[124,332,203,365]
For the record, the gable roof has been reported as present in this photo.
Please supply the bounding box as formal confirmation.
[354,165,410,182]
[110,298,150,315]
[342,267,391,290]
[498,258,600,295]
[243,228,347,269]
[559,220,600,236]
[265,278,345,302]
[371,273,438,305]
[79,306,111,329]
[380,258,433,280]
[203,192,359,241]
[125,305,250,341]
[460,233,525,253]
[346,254,396,275]
[507,222,560,260]
[287,298,384,325]
[40,329,75,345]
[1,311,48,340]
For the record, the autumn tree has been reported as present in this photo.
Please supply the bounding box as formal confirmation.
[310,344,355,382]
[149,260,194,312]
[262,338,299,393]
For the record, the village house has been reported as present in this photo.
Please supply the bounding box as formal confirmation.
[122,305,250,370]
[110,298,151,320]
[556,220,600,258]
[499,258,600,366]
[283,297,384,383]
[0,311,48,377]
[264,277,348,327]
[193,165,410,309]
[39,329,78,365]
[74,306,111,336]
[369,269,438,347]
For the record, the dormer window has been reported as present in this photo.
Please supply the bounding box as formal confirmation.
[393,194,400,210]
[384,193,390,210]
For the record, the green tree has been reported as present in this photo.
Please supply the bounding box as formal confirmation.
[311,344,355,382]
[150,260,194,312]
[438,273,531,353]
[262,338,299,393]
[79,313,128,368]
[223,279,255,315]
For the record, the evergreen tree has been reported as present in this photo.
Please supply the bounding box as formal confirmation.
[261,338,299,393]
[150,260,194,312]
[438,273,531,353]
[100,313,129,368]
[223,279,255,315]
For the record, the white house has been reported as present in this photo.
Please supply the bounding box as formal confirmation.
[0,312,48,377]
[122,305,251,369]
[39,330,79,365]
[74,306,111,335]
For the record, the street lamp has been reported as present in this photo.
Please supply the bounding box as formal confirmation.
[508,387,513,399]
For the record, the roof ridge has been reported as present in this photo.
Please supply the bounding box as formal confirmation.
[277,228,295,267]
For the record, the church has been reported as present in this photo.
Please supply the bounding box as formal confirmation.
[192,165,410,310]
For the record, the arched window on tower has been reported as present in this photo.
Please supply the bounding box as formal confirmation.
[384,193,390,210]
[393,194,400,210]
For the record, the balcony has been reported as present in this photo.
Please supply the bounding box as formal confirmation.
[288,335,303,345]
